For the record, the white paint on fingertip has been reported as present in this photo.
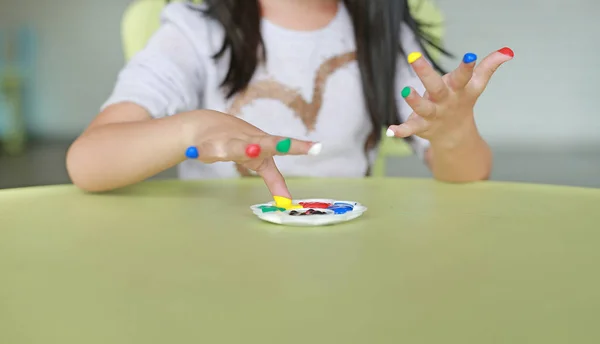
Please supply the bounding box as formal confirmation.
[308,142,323,156]
[386,128,395,137]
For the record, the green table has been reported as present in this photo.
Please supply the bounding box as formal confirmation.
[1,178,599,343]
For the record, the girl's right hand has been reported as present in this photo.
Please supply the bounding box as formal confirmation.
[187,110,321,198]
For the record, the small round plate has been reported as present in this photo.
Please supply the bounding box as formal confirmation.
[250,199,367,226]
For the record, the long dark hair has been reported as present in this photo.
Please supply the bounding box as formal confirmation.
[182,0,449,143]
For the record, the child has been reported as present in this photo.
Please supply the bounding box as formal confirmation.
[66,0,513,198]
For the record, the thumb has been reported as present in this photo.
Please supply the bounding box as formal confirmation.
[472,47,514,91]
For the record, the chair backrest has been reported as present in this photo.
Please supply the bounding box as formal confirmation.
[121,0,172,62]
[408,0,445,62]
[121,0,444,62]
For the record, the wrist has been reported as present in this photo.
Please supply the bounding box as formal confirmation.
[178,109,217,146]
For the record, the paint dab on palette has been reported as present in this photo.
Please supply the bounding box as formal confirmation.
[299,202,331,209]
[250,199,367,226]
[289,209,328,216]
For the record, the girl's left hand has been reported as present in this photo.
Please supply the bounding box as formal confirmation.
[387,47,514,145]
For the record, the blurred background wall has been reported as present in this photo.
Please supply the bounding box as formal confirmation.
[0,0,599,188]
[0,0,128,138]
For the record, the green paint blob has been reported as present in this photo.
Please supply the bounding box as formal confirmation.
[260,206,286,213]
[276,138,292,154]
[401,87,411,98]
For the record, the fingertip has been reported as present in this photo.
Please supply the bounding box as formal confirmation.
[308,142,322,156]
[386,128,396,137]
[401,86,411,99]
[407,52,423,64]
[273,195,292,208]
[392,124,414,138]
[462,52,477,64]
[497,47,514,58]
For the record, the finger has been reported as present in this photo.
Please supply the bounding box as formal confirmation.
[193,139,246,163]
[447,52,477,90]
[400,86,437,119]
[386,114,428,138]
[254,136,322,157]
[472,47,514,91]
[219,138,256,161]
[255,158,292,198]
[407,52,448,101]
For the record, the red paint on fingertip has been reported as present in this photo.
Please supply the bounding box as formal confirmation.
[498,47,514,57]
[245,144,261,158]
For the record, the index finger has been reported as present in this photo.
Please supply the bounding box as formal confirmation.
[256,158,291,198]
[472,47,514,90]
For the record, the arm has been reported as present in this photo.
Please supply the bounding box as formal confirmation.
[67,12,205,191]
[67,103,317,194]
[66,103,200,192]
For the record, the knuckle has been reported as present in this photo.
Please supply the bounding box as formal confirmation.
[200,141,228,162]
[430,85,448,97]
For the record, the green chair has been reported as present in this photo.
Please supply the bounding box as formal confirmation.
[120,0,445,176]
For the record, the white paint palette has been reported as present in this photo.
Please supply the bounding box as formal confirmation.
[250,199,367,226]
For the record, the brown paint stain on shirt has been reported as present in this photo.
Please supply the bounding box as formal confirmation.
[227,51,373,177]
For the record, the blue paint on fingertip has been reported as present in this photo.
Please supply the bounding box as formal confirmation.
[462,52,477,64]
[185,146,199,159]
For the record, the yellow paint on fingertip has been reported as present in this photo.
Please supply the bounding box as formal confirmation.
[273,196,302,210]
[407,52,423,64]
[273,196,291,208]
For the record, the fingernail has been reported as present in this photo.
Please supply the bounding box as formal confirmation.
[462,52,477,64]
[407,52,422,64]
[276,138,291,153]
[401,86,411,98]
[245,144,261,158]
[308,142,322,156]
[497,47,514,57]
[386,128,395,137]
[185,146,199,159]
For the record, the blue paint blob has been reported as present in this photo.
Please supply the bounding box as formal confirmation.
[328,203,354,215]
[185,146,199,159]
[331,207,352,214]
[462,52,477,64]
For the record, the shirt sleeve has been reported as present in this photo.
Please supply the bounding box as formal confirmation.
[396,23,431,160]
[101,8,206,118]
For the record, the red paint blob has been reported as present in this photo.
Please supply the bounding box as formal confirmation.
[245,144,261,158]
[300,202,332,209]
[497,47,514,57]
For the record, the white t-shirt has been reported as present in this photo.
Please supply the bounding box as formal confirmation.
[102,2,430,179]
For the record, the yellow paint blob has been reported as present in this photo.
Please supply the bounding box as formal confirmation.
[407,52,422,64]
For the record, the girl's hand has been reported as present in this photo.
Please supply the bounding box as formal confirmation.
[187,110,321,198]
[387,47,514,146]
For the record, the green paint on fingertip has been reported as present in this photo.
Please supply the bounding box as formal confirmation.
[276,138,292,153]
[401,87,411,98]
